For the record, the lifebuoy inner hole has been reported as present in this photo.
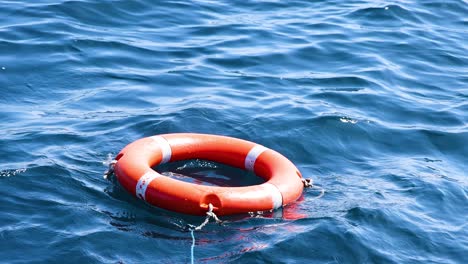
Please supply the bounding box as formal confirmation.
[154,159,265,187]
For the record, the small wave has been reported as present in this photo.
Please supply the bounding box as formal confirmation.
[347,4,423,25]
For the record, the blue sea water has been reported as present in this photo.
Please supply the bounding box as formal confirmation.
[1,0,467,263]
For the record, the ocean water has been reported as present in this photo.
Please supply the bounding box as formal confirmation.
[1,0,467,263]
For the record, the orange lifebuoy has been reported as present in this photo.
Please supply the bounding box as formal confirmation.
[113,133,305,216]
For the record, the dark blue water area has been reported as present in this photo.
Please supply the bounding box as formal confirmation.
[156,160,265,187]
[1,0,467,263]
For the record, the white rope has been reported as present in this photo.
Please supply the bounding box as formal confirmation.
[190,229,195,264]
[302,178,325,199]
[309,185,325,200]
[192,204,222,231]
[103,160,117,179]
[188,203,222,264]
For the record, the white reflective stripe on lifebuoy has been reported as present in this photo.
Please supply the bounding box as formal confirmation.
[264,183,283,209]
[245,145,267,171]
[136,171,160,200]
[150,136,172,164]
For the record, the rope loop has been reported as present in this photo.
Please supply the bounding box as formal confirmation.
[309,185,325,200]
[103,160,117,180]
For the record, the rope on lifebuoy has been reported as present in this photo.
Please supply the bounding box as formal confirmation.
[301,178,313,187]
[189,203,223,264]
[103,160,117,180]
[190,203,223,231]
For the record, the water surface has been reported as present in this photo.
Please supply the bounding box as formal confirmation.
[1,0,467,263]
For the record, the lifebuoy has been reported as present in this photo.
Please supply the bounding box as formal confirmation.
[113,133,304,216]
